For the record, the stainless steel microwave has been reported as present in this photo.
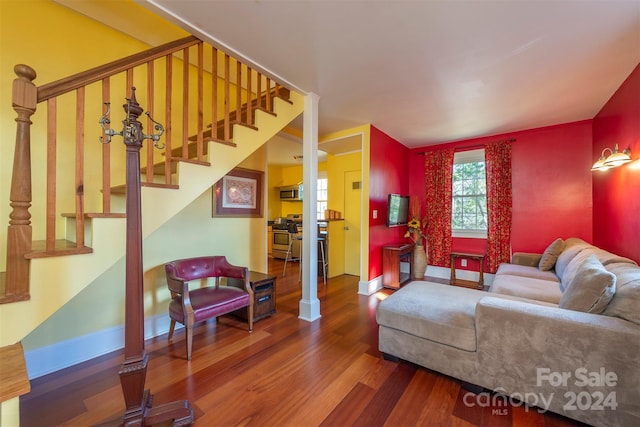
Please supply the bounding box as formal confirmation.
[279,185,303,201]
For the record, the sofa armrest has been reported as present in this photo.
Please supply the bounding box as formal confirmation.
[475,296,640,426]
[510,252,542,267]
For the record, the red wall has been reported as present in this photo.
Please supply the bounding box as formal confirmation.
[368,126,411,280]
[409,121,594,272]
[592,64,640,262]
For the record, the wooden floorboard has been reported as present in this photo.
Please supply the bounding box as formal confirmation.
[20,258,590,426]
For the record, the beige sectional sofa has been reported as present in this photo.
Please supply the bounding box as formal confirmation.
[376,238,640,426]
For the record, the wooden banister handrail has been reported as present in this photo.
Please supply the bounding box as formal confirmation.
[37,36,199,102]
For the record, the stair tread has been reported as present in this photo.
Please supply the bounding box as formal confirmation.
[26,240,93,259]
[111,182,180,194]
[141,160,178,176]
[0,342,30,402]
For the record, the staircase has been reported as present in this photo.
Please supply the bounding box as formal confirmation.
[0,35,304,411]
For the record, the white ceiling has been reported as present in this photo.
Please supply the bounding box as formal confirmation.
[56,0,640,153]
[141,0,640,148]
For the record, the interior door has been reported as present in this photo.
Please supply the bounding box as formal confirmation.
[344,170,361,276]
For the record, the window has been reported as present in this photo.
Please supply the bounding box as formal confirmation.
[317,172,328,220]
[452,149,487,238]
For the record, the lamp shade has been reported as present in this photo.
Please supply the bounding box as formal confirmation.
[591,156,610,172]
[591,144,632,172]
[603,144,632,167]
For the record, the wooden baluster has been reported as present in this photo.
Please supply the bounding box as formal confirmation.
[224,54,230,142]
[146,60,155,184]
[126,69,133,98]
[197,42,203,160]
[256,72,262,111]
[75,87,85,248]
[46,98,56,252]
[101,77,111,213]
[4,65,37,302]
[266,77,272,111]
[247,66,253,126]
[236,60,242,123]
[211,46,218,140]
[164,54,173,183]
[182,47,189,159]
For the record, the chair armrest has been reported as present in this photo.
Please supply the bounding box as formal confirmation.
[215,258,252,296]
[217,257,248,279]
[165,263,188,295]
[511,252,542,267]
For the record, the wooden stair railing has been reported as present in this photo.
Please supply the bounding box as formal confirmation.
[2,36,292,303]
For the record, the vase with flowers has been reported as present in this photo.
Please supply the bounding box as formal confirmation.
[404,198,428,279]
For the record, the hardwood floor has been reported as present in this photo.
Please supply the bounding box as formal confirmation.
[20,258,588,426]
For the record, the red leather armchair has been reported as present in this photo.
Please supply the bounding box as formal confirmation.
[165,256,253,360]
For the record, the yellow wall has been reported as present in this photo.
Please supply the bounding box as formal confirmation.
[22,145,268,349]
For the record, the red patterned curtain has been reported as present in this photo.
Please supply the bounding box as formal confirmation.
[424,149,454,267]
[485,140,513,273]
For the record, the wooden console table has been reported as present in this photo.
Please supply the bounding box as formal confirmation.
[382,243,414,289]
[450,252,485,289]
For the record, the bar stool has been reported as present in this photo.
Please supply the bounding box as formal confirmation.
[317,224,328,286]
[282,223,302,277]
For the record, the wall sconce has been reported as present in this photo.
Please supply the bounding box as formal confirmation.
[591,144,632,172]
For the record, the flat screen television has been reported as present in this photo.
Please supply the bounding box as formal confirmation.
[387,193,410,227]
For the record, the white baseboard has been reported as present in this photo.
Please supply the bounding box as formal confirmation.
[358,276,382,295]
[24,313,180,380]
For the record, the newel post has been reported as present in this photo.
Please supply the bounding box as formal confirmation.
[4,65,37,302]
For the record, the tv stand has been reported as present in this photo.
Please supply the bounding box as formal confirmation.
[382,243,414,289]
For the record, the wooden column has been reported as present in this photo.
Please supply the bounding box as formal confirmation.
[3,65,37,303]
[114,88,193,426]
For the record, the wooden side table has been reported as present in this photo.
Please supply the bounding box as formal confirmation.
[450,252,485,289]
[229,271,276,322]
[382,243,414,289]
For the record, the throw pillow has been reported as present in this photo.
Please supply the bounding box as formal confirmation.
[559,254,616,314]
[538,238,565,271]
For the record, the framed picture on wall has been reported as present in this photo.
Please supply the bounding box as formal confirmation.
[212,167,264,217]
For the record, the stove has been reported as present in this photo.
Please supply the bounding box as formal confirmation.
[272,214,302,259]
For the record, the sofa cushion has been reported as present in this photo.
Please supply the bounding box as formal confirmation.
[555,238,593,279]
[538,238,564,271]
[376,282,482,351]
[496,263,560,283]
[589,248,638,267]
[490,274,562,304]
[603,262,640,325]
[559,254,616,314]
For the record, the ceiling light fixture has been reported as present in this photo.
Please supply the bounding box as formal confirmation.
[591,144,632,172]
